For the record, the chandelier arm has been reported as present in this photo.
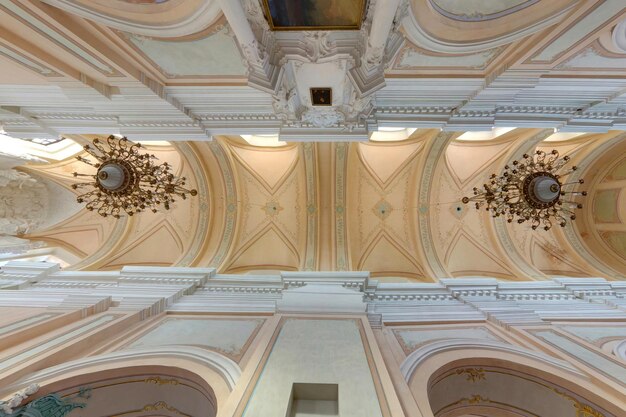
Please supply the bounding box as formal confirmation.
[74,136,198,218]
[463,149,585,231]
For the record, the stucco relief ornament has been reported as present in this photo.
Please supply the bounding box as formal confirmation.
[0,169,48,236]
[301,108,346,128]
[272,86,296,121]
[241,39,266,67]
[242,0,271,32]
[363,44,384,70]
[0,384,39,415]
[302,31,334,62]
[463,150,586,230]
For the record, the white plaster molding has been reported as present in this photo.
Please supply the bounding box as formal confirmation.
[0,346,241,397]
[612,19,626,53]
[301,108,346,128]
[399,338,584,382]
[39,0,222,38]
[4,262,626,322]
[0,384,39,413]
[613,339,626,361]
[0,169,49,236]
[277,284,366,314]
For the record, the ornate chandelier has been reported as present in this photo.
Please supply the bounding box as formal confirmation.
[462,149,586,230]
[72,135,197,218]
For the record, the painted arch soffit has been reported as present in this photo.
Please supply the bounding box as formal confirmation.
[403,0,578,53]
[39,0,222,37]
[576,136,626,276]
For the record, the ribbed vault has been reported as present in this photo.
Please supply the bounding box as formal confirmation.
[12,129,626,281]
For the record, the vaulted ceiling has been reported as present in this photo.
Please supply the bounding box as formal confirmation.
[6,128,623,281]
[0,0,625,280]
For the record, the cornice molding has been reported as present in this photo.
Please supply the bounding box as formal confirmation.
[3,264,625,323]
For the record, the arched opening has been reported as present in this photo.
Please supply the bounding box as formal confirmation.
[429,364,611,417]
[401,340,625,417]
[48,368,215,417]
[1,347,241,417]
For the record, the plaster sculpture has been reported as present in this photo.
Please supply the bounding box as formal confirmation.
[0,170,48,236]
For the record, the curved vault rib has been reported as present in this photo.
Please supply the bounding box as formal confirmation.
[40,0,222,38]
[402,0,577,53]
[417,131,456,279]
[567,133,626,280]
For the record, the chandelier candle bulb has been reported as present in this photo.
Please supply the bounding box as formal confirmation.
[72,136,197,218]
[462,150,586,231]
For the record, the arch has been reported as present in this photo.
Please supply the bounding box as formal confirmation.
[402,0,577,53]
[614,340,626,362]
[0,346,241,415]
[569,133,626,278]
[400,338,625,417]
[39,0,222,38]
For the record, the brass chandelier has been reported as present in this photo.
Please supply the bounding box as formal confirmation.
[72,135,197,218]
[462,149,586,230]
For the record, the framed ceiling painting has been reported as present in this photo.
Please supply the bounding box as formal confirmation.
[262,0,366,31]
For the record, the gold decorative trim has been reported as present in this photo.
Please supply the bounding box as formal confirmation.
[143,401,188,416]
[144,376,180,385]
[455,367,486,382]
[434,366,608,417]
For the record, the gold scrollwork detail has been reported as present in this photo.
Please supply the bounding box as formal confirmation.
[143,401,188,416]
[550,387,606,417]
[575,403,606,417]
[455,367,486,382]
[448,394,490,408]
[144,376,180,386]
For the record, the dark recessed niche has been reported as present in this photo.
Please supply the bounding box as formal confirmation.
[286,383,338,417]
[310,88,332,106]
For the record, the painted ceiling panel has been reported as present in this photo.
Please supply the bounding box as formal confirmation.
[226,226,300,272]
[103,221,184,268]
[123,26,247,77]
[357,141,423,185]
[445,232,514,278]
[594,189,621,224]
[445,140,512,186]
[601,231,626,261]
[231,144,299,191]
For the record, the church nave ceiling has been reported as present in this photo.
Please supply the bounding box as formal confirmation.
[3,128,625,281]
[0,0,625,280]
